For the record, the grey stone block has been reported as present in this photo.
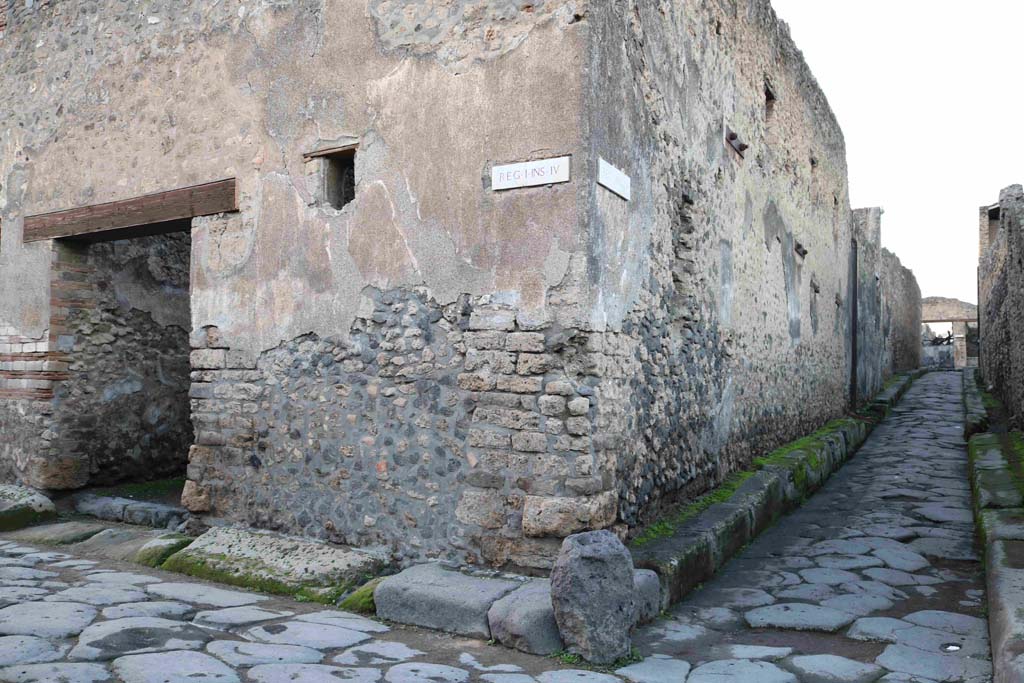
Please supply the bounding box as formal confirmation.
[633,569,662,624]
[75,495,132,522]
[0,486,56,532]
[374,563,518,639]
[122,502,186,529]
[551,530,635,664]
[487,579,562,655]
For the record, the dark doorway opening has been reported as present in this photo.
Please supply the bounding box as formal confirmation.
[51,226,193,487]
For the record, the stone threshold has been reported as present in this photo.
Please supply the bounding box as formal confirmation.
[73,492,190,531]
[631,369,924,607]
[964,370,1024,682]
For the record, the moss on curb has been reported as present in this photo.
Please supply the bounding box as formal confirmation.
[0,506,57,533]
[631,471,755,547]
[135,534,193,568]
[338,577,383,614]
[160,548,361,606]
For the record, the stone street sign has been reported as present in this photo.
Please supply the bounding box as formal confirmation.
[492,157,571,191]
[598,158,631,201]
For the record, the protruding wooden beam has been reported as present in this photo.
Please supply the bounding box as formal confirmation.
[24,178,237,243]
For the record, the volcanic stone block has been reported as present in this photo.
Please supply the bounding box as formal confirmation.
[487,579,563,655]
[374,563,519,639]
[550,530,636,664]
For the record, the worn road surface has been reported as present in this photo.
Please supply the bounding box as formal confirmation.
[0,371,990,682]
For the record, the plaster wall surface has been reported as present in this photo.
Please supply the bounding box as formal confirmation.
[0,0,922,567]
[979,185,1024,426]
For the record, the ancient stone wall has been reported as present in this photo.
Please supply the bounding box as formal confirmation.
[0,0,922,567]
[980,185,1024,426]
[48,234,192,486]
[881,249,921,374]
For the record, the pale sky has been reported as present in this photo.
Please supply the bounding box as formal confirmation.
[770,0,1024,305]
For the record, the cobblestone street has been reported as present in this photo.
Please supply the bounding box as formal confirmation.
[0,372,991,682]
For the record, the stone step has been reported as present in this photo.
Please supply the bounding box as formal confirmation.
[73,493,188,530]
[161,526,388,603]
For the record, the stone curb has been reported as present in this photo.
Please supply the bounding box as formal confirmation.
[0,484,57,532]
[967,428,1024,683]
[162,525,388,602]
[632,370,921,608]
[372,561,658,655]
[74,493,189,530]
[962,368,990,439]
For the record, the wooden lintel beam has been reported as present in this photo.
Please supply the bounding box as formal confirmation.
[24,178,237,243]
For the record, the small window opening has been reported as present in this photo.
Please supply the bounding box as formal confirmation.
[764,80,777,120]
[795,242,808,259]
[324,149,356,210]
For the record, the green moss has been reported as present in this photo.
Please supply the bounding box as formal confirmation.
[549,648,642,673]
[631,470,755,547]
[160,548,365,605]
[0,506,56,532]
[92,477,185,502]
[338,577,383,614]
[134,534,193,568]
[161,551,298,597]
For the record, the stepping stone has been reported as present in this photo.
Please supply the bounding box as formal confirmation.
[86,572,162,585]
[745,603,855,632]
[821,594,893,617]
[46,585,148,606]
[0,662,112,682]
[535,671,620,683]
[616,654,691,683]
[873,547,930,572]
[688,659,797,683]
[147,581,266,607]
[103,601,193,619]
[799,568,861,585]
[387,663,472,683]
[784,654,883,683]
[194,606,293,627]
[334,642,425,666]
[247,620,371,649]
[112,650,239,683]
[0,635,67,666]
[295,610,389,633]
[206,640,323,666]
[69,617,212,661]
[0,601,97,638]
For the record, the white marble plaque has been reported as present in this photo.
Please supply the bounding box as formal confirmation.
[492,156,571,191]
[598,158,631,200]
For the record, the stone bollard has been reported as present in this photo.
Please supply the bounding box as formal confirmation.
[550,530,636,664]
